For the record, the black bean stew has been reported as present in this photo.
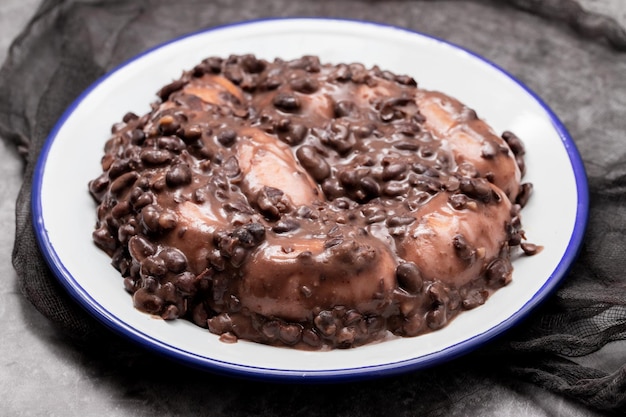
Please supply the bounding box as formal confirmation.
[89,55,538,350]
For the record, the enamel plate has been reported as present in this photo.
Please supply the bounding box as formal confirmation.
[32,18,588,381]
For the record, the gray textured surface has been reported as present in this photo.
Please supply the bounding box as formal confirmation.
[0,1,623,416]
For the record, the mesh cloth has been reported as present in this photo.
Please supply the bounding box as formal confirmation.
[1,0,626,414]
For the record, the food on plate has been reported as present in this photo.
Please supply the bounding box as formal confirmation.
[89,54,538,349]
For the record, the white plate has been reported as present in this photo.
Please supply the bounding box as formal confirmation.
[32,18,588,381]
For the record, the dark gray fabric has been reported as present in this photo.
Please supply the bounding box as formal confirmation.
[2,0,626,414]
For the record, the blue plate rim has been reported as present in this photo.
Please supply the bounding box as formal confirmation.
[31,16,589,383]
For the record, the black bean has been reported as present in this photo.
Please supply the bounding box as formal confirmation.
[410,162,426,174]
[207,313,233,335]
[229,227,253,248]
[224,65,244,85]
[173,271,197,294]
[452,234,475,261]
[357,177,380,200]
[140,149,172,165]
[179,125,202,142]
[157,79,186,100]
[133,288,163,314]
[296,145,330,182]
[332,64,352,82]
[521,242,542,256]
[277,122,308,146]
[88,175,109,199]
[111,122,126,134]
[321,178,345,200]
[362,316,383,334]
[117,222,136,244]
[160,304,180,320]
[290,77,319,94]
[133,191,154,210]
[159,247,187,273]
[343,310,363,327]
[516,155,526,177]
[486,258,513,285]
[349,64,369,84]
[386,216,415,227]
[380,105,401,122]
[256,186,290,219]
[382,163,408,181]
[128,235,156,261]
[396,262,423,293]
[111,201,131,219]
[108,159,132,179]
[273,93,301,113]
[157,115,180,135]
[502,131,525,155]
[287,55,320,72]
[272,219,300,234]
[383,181,409,197]
[142,277,158,292]
[204,56,223,73]
[323,122,355,155]
[515,183,533,208]
[338,168,364,188]
[207,249,225,271]
[262,320,280,339]
[403,313,424,336]
[122,112,139,123]
[223,156,240,177]
[217,129,237,147]
[279,323,303,345]
[314,310,337,336]
[302,329,322,347]
[157,136,186,153]
[324,237,343,249]
[92,225,116,252]
[462,289,488,310]
[139,205,162,233]
[412,175,442,194]
[334,100,355,118]
[428,281,450,306]
[337,327,356,346]
[395,120,421,137]
[240,54,266,73]
[140,256,167,278]
[261,75,282,91]
[110,172,138,196]
[244,222,266,244]
[419,144,437,158]
[459,177,494,202]
[448,193,468,210]
[393,140,420,151]
[426,305,447,330]
[229,246,248,267]
[166,163,192,187]
[395,74,417,86]
[159,209,178,231]
[123,276,139,293]
[363,207,386,224]
[509,232,522,248]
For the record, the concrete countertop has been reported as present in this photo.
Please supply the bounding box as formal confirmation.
[1,1,623,416]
